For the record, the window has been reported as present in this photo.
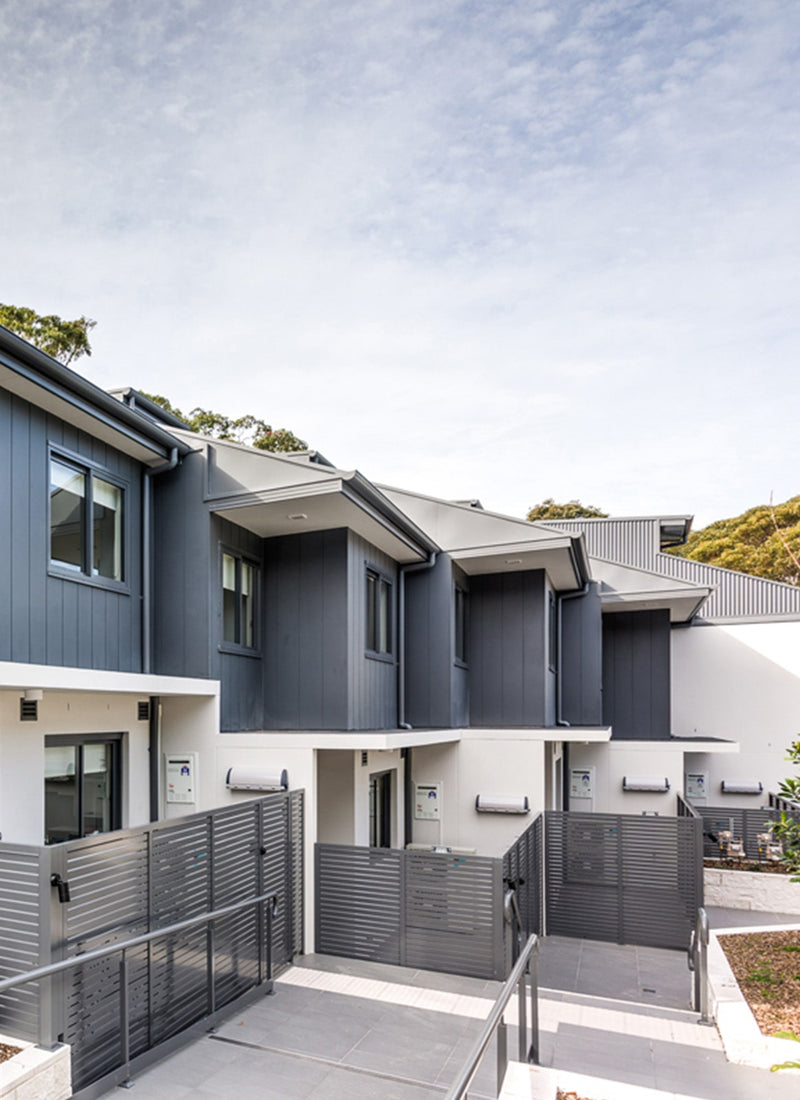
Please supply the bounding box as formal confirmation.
[50,455,123,582]
[44,735,121,844]
[454,585,467,664]
[548,590,558,673]
[222,550,258,649]
[366,568,392,655]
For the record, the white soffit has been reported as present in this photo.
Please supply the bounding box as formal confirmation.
[210,482,427,563]
[591,557,710,622]
[0,363,167,465]
[450,540,580,589]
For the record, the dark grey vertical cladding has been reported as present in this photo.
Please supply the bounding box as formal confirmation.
[469,570,547,727]
[152,452,212,678]
[0,390,143,671]
[603,609,671,739]
[450,564,469,727]
[561,582,603,726]
[404,554,455,728]
[348,532,398,730]
[263,529,348,730]
[214,516,264,731]
[404,556,470,729]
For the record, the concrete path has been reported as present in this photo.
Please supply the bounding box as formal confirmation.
[93,911,799,1099]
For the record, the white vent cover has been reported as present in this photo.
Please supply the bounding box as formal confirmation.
[622,776,670,793]
[721,780,763,795]
[475,794,530,814]
[226,766,288,792]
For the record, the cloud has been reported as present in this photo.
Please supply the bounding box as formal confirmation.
[1,0,798,527]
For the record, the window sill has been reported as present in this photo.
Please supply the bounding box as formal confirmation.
[365,650,395,665]
[48,566,130,595]
[454,658,469,670]
[218,642,262,659]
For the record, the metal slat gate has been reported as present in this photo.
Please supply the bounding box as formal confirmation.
[0,792,304,1093]
[544,811,703,949]
[315,845,506,980]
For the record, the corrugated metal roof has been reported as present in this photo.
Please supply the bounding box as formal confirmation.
[540,516,800,621]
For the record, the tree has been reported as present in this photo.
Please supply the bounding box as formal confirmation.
[144,394,307,454]
[770,740,800,881]
[0,303,96,365]
[526,498,608,522]
[669,497,800,586]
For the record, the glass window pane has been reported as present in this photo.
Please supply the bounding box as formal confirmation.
[223,553,237,642]
[83,744,112,835]
[241,561,255,647]
[366,572,377,650]
[93,477,123,580]
[50,459,85,571]
[379,579,391,653]
[45,745,80,843]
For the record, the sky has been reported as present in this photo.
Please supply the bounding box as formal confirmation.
[2,0,799,528]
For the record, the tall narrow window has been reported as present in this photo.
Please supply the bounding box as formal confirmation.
[548,590,558,672]
[50,455,124,582]
[454,585,467,664]
[222,550,259,649]
[366,568,392,655]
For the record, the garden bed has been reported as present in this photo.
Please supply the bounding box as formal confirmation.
[719,929,800,1036]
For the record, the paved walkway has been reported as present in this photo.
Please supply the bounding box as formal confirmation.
[94,910,800,1100]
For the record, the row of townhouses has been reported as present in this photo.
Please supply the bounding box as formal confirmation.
[3,321,800,949]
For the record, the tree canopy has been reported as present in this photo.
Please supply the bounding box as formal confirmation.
[144,393,307,454]
[526,498,608,522]
[669,497,800,586]
[0,303,96,365]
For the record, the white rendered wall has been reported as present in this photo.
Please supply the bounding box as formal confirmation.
[566,741,683,815]
[0,689,152,845]
[672,621,800,801]
[411,734,546,856]
[317,750,355,844]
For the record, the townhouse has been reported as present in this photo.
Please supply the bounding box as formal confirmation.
[3,320,800,946]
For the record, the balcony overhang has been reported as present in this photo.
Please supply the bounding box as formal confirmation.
[208,478,435,563]
[449,536,586,590]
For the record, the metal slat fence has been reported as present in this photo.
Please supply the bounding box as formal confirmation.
[0,791,303,1093]
[699,802,800,862]
[544,810,703,949]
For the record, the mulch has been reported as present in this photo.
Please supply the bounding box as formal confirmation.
[0,1042,21,1063]
[719,929,800,1036]
[704,858,795,875]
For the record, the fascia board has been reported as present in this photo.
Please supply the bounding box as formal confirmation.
[0,334,186,463]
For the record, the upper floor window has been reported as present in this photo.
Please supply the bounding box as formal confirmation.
[366,568,392,655]
[454,585,467,665]
[50,455,124,582]
[548,590,558,672]
[222,550,258,649]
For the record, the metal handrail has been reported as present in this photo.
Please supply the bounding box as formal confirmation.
[676,793,699,818]
[446,933,540,1100]
[687,906,713,1025]
[0,890,278,1083]
[769,792,800,814]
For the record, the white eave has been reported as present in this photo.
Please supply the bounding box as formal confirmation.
[0,662,219,697]
[591,556,711,623]
[218,726,612,749]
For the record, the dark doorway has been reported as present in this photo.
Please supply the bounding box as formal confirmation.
[369,771,392,848]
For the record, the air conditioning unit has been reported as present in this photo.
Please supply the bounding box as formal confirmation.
[720,780,763,795]
[225,766,288,792]
[475,794,530,814]
[622,776,670,793]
